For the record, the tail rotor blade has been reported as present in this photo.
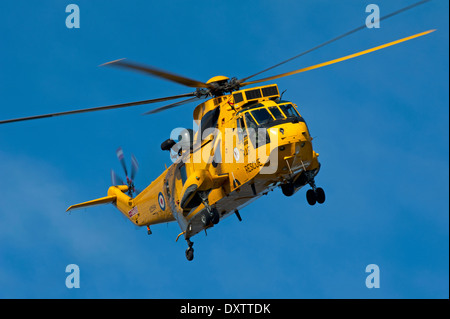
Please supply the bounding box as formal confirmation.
[111,169,125,186]
[130,154,139,181]
[113,149,139,196]
[116,147,128,178]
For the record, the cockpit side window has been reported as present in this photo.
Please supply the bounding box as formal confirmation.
[244,110,270,148]
[244,112,258,129]
[279,103,300,119]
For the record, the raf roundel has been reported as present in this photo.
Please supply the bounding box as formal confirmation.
[158,192,166,211]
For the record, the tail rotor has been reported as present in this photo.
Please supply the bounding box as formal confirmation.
[112,147,140,197]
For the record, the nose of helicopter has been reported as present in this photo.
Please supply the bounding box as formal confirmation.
[267,121,318,174]
[269,120,309,146]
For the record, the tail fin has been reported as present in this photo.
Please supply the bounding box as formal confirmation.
[66,195,117,212]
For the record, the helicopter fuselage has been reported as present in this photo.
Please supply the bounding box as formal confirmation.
[96,84,321,241]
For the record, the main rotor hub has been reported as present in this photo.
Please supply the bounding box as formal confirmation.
[201,75,241,97]
[206,75,229,84]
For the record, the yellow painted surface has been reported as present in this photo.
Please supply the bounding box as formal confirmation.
[68,83,321,239]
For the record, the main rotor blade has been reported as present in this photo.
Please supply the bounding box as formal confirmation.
[142,96,200,115]
[0,93,195,125]
[101,59,211,89]
[240,29,435,87]
[239,0,431,83]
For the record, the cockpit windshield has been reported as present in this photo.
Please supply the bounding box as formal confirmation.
[237,101,303,129]
[250,108,273,126]
[268,106,284,120]
[237,102,304,148]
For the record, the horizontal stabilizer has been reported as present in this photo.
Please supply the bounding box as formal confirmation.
[66,195,117,212]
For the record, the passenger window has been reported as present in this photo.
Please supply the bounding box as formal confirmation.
[179,164,187,184]
[199,107,220,139]
[236,116,247,141]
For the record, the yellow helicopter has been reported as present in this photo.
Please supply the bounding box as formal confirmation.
[0,3,434,260]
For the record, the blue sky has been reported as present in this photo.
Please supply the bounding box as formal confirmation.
[0,0,448,298]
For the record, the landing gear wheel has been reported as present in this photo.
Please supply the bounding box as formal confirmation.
[306,189,317,206]
[315,187,325,204]
[281,183,295,197]
[210,208,220,225]
[198,191,220,225]
[185,247,194,261]
[185,239,194,261]
[201,211,211,227]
